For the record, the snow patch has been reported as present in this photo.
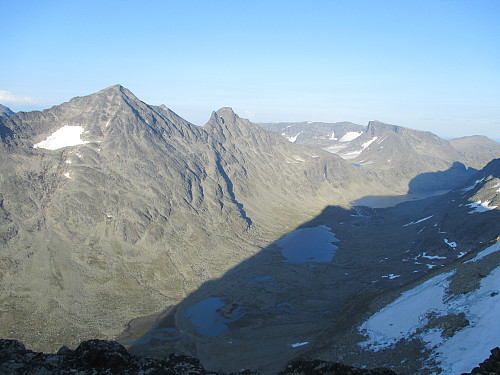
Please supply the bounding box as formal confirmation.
[466,200,497,213]
[382,274,400,280]
[339,131,363,142]
[358,271,454,352]
[421,252,446,260]
[462,180,482,193]
[290,342,309,348]
[444,239,457,248]
[339,150,362,160]
[286,132,303,143]
[33,125,89,150]
[359,262,500,374]
[494,181,500,193]
[403,215,434,227]
[465,242,500,263]
[362,136,378,149]
[324,145,347,154]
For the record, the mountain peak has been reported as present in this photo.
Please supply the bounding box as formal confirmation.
[214,107,238,124]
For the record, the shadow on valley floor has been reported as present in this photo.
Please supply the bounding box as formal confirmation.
[125,164,500,374]
[352,162,477,208]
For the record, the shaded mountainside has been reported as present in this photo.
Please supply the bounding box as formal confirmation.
[126,160,500,374]
[302,162,500,373]
[0,85,387,353]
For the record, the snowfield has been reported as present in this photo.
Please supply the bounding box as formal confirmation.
[358,241,500,374]
[466,200,498,213]
[33,125,89,150]
[339,131,363,142]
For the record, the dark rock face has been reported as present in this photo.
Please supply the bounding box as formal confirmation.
[0,338,210,374]
[0,338,401,374]
[278,359,398,374]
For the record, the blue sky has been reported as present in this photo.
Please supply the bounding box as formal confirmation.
[2,0,499,139]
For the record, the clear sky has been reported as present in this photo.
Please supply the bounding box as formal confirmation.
[1,0,499,139]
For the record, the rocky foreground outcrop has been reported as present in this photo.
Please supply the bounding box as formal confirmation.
[0,338,399,374]
[2,338,500,374]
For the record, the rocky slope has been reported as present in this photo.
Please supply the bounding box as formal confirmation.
[0,85,387,353]
[301,162,500,373]
[1,86,499,374]
[125,160,499,374]
[2,338,499,374]
[0,104,14,119]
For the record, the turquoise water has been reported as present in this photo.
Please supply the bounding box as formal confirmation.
[276,225,339,263]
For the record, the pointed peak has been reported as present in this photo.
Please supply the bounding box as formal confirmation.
[98,84,132,96]
[214,107,238,124]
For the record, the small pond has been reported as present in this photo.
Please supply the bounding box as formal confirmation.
[276,225,339,263]
[185,297,245,336]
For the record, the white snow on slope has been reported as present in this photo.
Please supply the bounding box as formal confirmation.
[340,151,363,160]
[286,132,303,143]
[359,261,500,374]
[465,241,500,263]
[382,274,400,279]
[494,181,500,193]
[362,136,378,149]
[462,179,482,193]
[339,131,363,142]
[33,125,88,150]
[403,215,433,227]
[466,200,498,213]
[339,136,379,160]
[358,271,453,352]
[444,239,457,248]
[421,252,446,260]
[290,342,309,348]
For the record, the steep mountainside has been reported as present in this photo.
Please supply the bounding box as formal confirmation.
[0,104,14,119]
[299,160,500,374]
[126,161,499,374]
[0,85,386,353]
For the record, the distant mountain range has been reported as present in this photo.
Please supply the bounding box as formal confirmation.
[0,86,499,374]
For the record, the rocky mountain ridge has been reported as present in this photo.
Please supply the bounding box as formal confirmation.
[0,86,499,374]
[259,120,500,194]
[0,85,388,354]
[0,104,14,119]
